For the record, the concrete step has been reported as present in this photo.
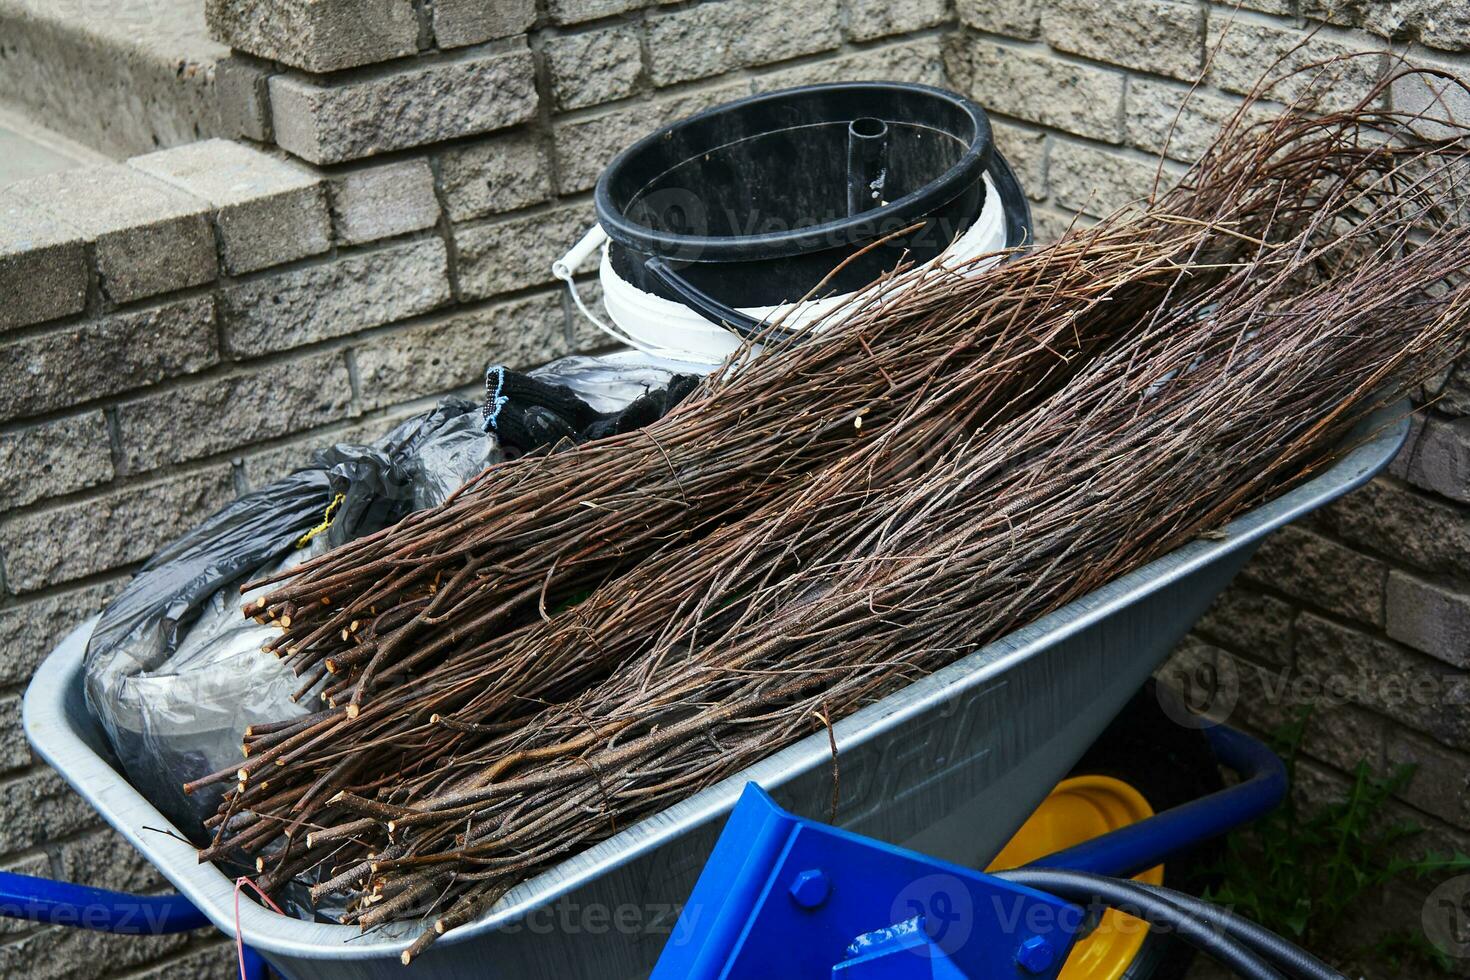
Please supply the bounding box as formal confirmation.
[0,102,109,187]
[0,0,227,159]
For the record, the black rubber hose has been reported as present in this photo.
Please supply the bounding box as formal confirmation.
[1125,880,1344,980]
[995,868,1286,980]
[1001,871,1342,980]
[998,868,1345,980]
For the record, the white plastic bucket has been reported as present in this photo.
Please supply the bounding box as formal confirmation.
[554,173,1013,367]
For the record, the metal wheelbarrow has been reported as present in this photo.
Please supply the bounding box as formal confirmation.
[10,406,1408,978]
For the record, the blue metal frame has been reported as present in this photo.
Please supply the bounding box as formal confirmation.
[0,871,209,933]
[651,723,1286,978]
[1028,725,1286,878]
[0,723,1282,980]
[0,870,269,979]
[651,782,1089,979]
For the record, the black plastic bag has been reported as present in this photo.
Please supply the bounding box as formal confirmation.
[83,398,498,835]
[83,355,704,839]
[483,362,701,453]
[529,349,703,413]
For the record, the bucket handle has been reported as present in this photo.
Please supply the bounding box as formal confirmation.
[554,226,789,348]
[552,226,666,355]
[643,257,776,341]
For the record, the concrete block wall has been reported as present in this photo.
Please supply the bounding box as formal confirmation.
[4,0,1470,973]
[0,2,954,973]
[0,137,529,974]
[944,0,1470,960]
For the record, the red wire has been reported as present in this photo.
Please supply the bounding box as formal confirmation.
[234,876,285,980]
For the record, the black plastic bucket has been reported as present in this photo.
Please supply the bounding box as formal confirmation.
[594,82,1031,331]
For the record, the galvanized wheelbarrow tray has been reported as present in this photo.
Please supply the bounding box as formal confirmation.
[21,405,1409,979]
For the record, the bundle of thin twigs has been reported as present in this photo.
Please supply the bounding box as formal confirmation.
[198,58,1470,959]
[223,221,1184,717]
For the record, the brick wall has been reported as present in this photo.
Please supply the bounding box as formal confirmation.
[2,0,1469,974]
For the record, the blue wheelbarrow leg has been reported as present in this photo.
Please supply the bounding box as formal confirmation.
[654,723,1285,979]
[0,872,270,979]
